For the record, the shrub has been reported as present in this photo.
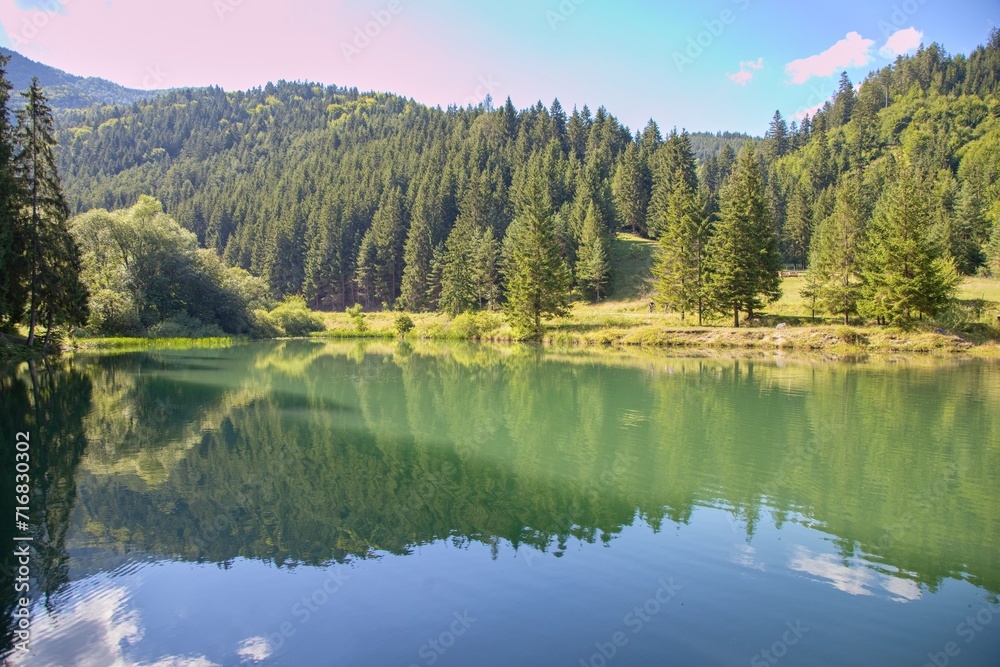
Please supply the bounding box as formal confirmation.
[268,296,326,337]
[147,313,226,338]
[346,304,367,333]
[835,325,867,346]
[394,314,415,337]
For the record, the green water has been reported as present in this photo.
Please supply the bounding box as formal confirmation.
[1,342,998,666]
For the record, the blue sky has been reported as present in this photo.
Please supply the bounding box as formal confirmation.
[0,0,996,135]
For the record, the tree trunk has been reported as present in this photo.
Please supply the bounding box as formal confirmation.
[733,306,740,328]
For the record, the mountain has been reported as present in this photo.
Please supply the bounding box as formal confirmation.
[46,32,1000,311]
[0,47,167,108]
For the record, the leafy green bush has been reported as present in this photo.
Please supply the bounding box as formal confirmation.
[268,296,326,336]
[346,304,367,333]
[147,313,226,338]
[394,314,414,337]
[450,311,503,339]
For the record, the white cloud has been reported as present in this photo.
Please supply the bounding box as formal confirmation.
[785,32,875,84]
[727,57,764,86]
[793,100,826,121]
[237,636,274,663]
[879,27,923,58]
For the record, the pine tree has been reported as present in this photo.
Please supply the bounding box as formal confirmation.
[783,184,813,268]
[861,166,960,323]
[0,55,25,330]
[831,72,856,127]
[704,145,782,327]
[400,185,440,312]
[15,78,87,345]
[648,129,698,238]
[765,110,789,160]
[575,203,611,301]
[356,187,406,308]
[502,161,571,338]
[612,142,650,236]
[652,170,709,323]
[808,175,866,323]
[473,227,501,310]
[439,213,481,316]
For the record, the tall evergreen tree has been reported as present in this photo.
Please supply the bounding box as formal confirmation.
[783,184,813,268]
[502,161,571,338]
[764,110,789,160]
[473,227,502,309]
[400,185,440,312]
[15,78,87,345]
[648,129,699,238]
[612,142,651,236]
[861,165,960,323]
[356,187,406,308]
[652,170,709,323]
[807,175,866,323]
[439,213,481,316]
[575,202,611,301]
[0,55,24,330]
[704,145,782,327]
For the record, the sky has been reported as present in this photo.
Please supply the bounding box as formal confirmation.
[0,0,996,135]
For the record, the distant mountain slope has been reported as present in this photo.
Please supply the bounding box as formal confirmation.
[0,47,167,108]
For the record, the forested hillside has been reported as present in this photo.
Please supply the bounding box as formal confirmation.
[51,32,1000,325]
[0,47,165,109]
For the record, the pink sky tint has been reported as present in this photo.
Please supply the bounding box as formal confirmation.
[785,31,874,85]
[879,27,924,58]
[726,57,763,86]
[0,0,512,106]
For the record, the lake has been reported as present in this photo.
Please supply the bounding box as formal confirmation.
[1,341,999,666]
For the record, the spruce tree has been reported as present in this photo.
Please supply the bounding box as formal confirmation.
[612,142,650,236]
[0,55,24,330]
[575,202,611,301]
[783,185,813,268]
[15,78,87,345]
[473,227,501,310]
[400,185,440,312]
[808,176,866,323]
[652,170,709,323]
[439,213,481,316]
[765,110,789,160]
[704,145,782,327]
[502,161,571,339]
[861,165,960,323]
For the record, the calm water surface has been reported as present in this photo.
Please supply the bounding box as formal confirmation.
[1,342,998,666]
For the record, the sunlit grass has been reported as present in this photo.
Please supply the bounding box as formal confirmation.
[73,337,239,351]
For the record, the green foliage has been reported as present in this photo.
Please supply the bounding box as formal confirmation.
[861,166,961,323]
[147,313,226,339]
[346,304,367,333]
[808,175,866,323]
[393,313,414,337]
[652,170,709,322]
[704,145,782,326]
[502,162,572,339]
[72,198,264,336]
[267,296,325,337]
[575,203,611,301]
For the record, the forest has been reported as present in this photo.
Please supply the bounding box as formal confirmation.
[1,31,999,342]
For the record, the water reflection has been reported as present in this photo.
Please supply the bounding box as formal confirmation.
[1,342,998,664]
